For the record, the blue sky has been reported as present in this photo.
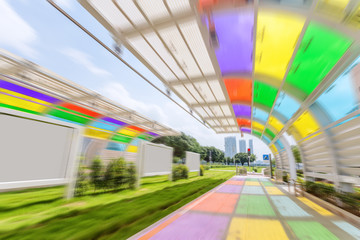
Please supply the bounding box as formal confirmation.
[0,0,279,159]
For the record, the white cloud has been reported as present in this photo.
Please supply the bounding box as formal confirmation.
[100,82,168,125]
[54,0,73,10]
[61,48,111,76]
[0,0,37,56]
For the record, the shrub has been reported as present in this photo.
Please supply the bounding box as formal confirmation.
[296,169,303,174]
[127,162,137,189]
[173,157,181,164]
[75,165,88,196]
[113,158,127,188]
[305,181,335,199]
[90,158,104,191]
[254,167,258,173]
[200,165,204,176]
[172,165,189,181]
[104,161,117,189]
[204,165,210,170]
[239,167,247,175]
[336,192,360,209]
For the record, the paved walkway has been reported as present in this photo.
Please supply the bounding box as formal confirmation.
[130,176,360,240]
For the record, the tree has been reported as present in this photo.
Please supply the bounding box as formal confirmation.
[291,145,302,168]
[201,146,225,163]
[90,158,104,191]
[152,132,202,158]
[233,153,256,166]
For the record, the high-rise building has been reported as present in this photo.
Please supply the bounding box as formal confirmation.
[249,139,254,154]
[224,137,237,158]
[239,140,246,153]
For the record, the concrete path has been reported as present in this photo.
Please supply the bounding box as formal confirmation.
[129,176,360,240]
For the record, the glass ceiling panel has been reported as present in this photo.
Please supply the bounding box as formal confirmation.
[285,23,352,98]
[241,128,251,134]
[255,11,305,81]
[0,79,59,104]
[47,108,91,125]
[237,118,251,127]
[252,121,265,131]
[265,128,276,139]
[85,127,112,140]
[233,104,251,118]
[89,120,118,132]
[253,129,262,138]
[316,0,350,20]
[273,91,300,120]
[275,140,284,149]
[252,107,269,123]
[268,116,284,132]
[315,57,360,122]
[263,135,271,144]
[260,0,312,8]
[253,81,278,108]
[111,134,132,143]
[224,78,252,103]
[292,111,320,139]
[106,142,126,151]
[0,88,49,114]
[212,10,253,76]
[269,144,278,153]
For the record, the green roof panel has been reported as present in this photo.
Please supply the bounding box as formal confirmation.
[285,23,352,98]
[253,81,278,108]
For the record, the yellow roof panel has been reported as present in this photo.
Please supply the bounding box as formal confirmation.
[118,128,139,137]
[268,116,284,133]
[0,89,48,113]
[255,11,305,82]
[252,121,265,131]
[292,111,320,139]
[84,127,112,140]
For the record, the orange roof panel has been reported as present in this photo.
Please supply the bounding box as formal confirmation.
[224,78,252,104]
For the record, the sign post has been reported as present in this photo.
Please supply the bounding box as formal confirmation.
[247,148,251,171]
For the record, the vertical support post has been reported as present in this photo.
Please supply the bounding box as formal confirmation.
[270,154,273,179]
[280,136,297,182]
[66,128,83,199]
[135,140,145,189]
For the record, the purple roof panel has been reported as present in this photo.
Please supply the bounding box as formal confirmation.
[0,79,59,104]
[233,104,251,118]
[213,10,254,76]
[241,128,251,134]
[102,117,127,126]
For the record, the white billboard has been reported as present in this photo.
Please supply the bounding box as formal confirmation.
[185,151,200,173]
[0,108,81,197]
[137,141,173,177]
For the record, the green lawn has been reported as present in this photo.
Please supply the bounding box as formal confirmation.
[0,170,233,240]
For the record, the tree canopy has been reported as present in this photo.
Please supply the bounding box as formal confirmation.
[152,132,225,162]
[233,153,256,166]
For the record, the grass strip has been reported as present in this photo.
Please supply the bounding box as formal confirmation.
[0,171,233,240]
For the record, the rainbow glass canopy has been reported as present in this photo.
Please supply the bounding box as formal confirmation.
[79,0,360,151]
[0,50,178,153]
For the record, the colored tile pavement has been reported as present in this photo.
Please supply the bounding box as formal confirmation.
[130,176,360,240]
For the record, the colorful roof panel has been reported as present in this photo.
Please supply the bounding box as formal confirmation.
[0,50,179,148]
[79,0,360,147]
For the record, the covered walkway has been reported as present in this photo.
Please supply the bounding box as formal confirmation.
[131,175,360,240]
